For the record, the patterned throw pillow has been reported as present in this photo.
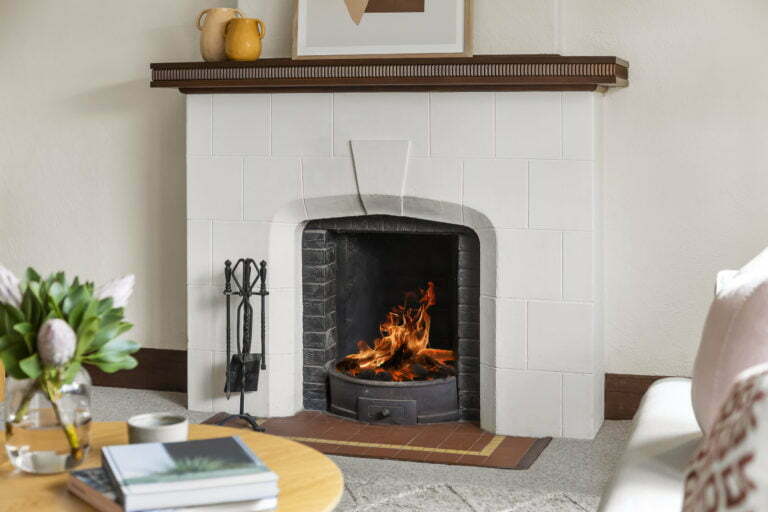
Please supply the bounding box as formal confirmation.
[683,364,768,511]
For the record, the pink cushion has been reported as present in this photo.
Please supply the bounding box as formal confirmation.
[684,363,768,510]
[692,248,768,433]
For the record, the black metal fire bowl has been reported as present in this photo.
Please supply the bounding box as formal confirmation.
[326,361,460,425]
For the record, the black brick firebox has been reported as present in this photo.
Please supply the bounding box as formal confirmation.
[301,215,480,421]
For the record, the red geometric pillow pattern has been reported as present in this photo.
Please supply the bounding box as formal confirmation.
[683,365,768,511]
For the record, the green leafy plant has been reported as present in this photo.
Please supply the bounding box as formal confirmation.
[0,266,139,459]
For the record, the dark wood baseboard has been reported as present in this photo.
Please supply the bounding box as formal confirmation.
[88,351,669,421]
[605,373,670,420]
[89,348,186,393]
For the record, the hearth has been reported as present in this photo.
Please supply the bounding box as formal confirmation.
[302,215,480,423]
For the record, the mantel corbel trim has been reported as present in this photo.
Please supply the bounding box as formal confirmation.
[150,54,628,93]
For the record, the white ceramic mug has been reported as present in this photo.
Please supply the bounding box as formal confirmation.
[127,413,189,444]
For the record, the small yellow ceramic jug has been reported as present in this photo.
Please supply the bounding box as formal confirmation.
[225,18,266,61]
[197,7,245,62]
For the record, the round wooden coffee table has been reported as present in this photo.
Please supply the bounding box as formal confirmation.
[0,422,344,512]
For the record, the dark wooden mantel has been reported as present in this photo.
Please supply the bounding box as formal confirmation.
[150,55,628,94]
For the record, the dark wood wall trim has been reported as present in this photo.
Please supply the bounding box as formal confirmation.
[150,54,629,93]
[605,373,670,420]
[89,348,187,393]
[88,353,668,420]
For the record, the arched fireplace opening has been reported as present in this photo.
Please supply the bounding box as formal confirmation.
[301,215,480,424]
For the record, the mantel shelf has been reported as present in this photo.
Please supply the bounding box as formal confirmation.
[150,55,628,93]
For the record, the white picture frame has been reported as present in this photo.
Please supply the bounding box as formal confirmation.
[293,0,473,60]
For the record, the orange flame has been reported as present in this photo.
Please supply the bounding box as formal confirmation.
[336,282,456,382]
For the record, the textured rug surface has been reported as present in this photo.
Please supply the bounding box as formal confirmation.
[338,477,598,511]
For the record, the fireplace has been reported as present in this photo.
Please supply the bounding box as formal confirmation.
[301,216,479,423]
[184,89,605,439]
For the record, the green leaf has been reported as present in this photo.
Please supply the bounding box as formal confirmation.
[13,323,35,352]
[0,344,29,379]
[96,298,114,315]
[48,281,66,304]
[25,267,41,282]
[12,322,34,336]
[90,321,133,352]
[75,316,100,356]
[86,354,138,373]
[19,353,41,379]
[67,301,87,330]
[63,285,90,316]
[98,338,140,355]
[61,361,82,384]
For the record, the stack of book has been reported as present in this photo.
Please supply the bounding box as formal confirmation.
[68,437,278,512]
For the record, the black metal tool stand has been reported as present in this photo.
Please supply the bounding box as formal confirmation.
[215,259,269,432]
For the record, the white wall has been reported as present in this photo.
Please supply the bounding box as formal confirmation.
[241,0,768,376]
[0,1,234,351]
[2,0,765,373]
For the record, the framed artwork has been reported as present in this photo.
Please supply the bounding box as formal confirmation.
[293,0,473,59]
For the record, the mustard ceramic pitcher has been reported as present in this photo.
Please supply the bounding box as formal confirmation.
[225,18,266,61]
[197,7,244,62]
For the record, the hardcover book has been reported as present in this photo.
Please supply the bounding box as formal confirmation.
[68,467,277,512]
[101,437,278,511]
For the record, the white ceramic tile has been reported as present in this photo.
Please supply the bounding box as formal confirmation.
[266,353,300,417]
[480,297,525,369]
[302,157,364,219]
[212,222,271,285]
[494,369,562,437]
[212,94,269,155]
[187,285,231,351]
[187,95,211,156]
[187,349,214,412]
[529,160,593,230]
[403,158,461,223]
[563,92,595,161]
[564,231,593,301]
[480,363,497,432]
[188,220,211,285]
[267,223,300,290]
[333,92,428,156]
[528,302,594,373]
[478,229,498,297]
[187,157,242,221]
[563,373,603,439]
[463,159,528,229]
[496,229,562,299]
[244,158,302,222]
[266,288,300,355]
[271,93,332,156]
[430,92,493,157]
[496,92,562,159]
[351,140,410,215]
[213,351,270,417]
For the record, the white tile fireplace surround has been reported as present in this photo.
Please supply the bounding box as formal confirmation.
[186,90,604,439]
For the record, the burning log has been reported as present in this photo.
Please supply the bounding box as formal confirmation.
[336,282,456,382]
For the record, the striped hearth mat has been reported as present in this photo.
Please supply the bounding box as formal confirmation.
[203,411,551,469]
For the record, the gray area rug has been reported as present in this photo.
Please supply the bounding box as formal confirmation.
[92,387,625,512]
[339,477,598,511]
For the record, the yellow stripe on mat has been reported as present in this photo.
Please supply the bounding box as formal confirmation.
[287,434,506,456]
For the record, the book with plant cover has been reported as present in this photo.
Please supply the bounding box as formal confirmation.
[102,437,278,511]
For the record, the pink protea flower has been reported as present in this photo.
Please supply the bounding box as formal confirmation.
[0,264,21,308]
[95,274,135,308]
[37,319,77,367]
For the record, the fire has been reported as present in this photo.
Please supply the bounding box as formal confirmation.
[336,282,456,382]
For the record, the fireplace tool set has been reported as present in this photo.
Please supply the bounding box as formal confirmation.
[215,258,269,432]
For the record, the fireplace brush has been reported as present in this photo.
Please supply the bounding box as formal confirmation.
[215,258,269,432]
